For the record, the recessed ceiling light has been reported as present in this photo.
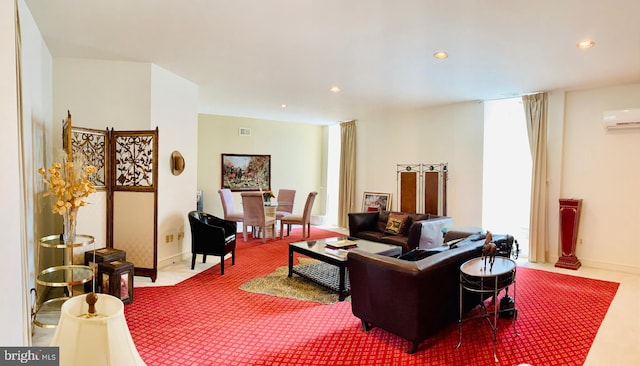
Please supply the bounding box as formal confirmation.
[281,104,287,108]
[330,86,341,93]
[576,39,595,49]
[433,51,448,59]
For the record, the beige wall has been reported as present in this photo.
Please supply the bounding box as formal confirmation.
[197,114,326,222]
[560,83,640,272]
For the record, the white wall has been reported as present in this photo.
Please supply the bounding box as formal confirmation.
[197,114,325,222]
[1,0,54,345]
[53,59,199,269]
[560,83,640,272]
[355,90,640,274]
[53,58,151,132]
[53,58,152,251]
[150,65,198,266]
[19,0,54,345]
[0,0,26,346]
[355,101,485,227]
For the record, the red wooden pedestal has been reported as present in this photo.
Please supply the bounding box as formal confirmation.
[555,198,582,270]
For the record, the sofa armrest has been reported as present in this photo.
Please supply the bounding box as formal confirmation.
[443,226,483,242]
[347,250,423,336]
[203,214,238,235]
[348,212,379,236]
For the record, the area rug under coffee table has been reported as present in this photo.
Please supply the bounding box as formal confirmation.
[239,258,347,304]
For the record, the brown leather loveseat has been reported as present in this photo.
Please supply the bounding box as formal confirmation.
[348,211,454,253]
[347,234,486,354]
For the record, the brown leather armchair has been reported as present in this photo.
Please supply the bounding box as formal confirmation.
[188,211,236,275]
[347,238,485,354]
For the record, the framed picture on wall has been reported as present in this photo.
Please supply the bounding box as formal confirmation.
[362,192,391,212]
[221,154,271,191]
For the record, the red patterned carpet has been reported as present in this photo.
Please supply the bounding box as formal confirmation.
[124,228,619,366]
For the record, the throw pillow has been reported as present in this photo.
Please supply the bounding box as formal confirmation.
[385,213,410,235]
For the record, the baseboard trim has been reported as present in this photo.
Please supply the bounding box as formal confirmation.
[548,255,640,275]
[158,252,192,269]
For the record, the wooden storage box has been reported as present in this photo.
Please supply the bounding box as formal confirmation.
[84,248,126,292]
[84,248,127,264]
[98,260,134,304]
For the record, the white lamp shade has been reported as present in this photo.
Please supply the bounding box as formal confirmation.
[51,294,146,366]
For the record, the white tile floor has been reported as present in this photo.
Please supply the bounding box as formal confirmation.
[32,226,640,365]
[517,260,640,366]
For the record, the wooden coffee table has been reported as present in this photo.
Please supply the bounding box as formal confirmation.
[288,236,401,300]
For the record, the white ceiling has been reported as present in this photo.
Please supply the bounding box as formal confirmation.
[24,0,640,125]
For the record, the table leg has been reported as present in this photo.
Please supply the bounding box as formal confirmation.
[513,269,520,336]
[492,276,499,362]
[338,265,346,301]
[288,247,293,277]
[456,279,463,349]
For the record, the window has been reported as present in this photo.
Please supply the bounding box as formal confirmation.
[483,98,531,257]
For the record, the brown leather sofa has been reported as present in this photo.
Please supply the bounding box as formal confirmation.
[347,234,486,354]
[348,211,454,253]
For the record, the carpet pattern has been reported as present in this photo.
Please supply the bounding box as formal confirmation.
[124,228,620,366]
[239,258,346,304]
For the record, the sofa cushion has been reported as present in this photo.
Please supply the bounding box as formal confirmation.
[385,213,410,235]
[377,211,391,232]
[380,235,411,250]
[354,230,389,243]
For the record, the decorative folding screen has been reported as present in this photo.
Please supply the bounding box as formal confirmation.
[397,163,448,216]
[109,129,159,281]
[66,119,159,282]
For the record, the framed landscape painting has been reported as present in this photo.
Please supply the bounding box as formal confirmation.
[362,192,391,212]
[221,153,271,191]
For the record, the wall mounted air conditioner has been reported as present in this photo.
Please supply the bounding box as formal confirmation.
[603,109,640,130]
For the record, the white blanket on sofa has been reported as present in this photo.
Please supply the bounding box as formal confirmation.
[418,217,454,249]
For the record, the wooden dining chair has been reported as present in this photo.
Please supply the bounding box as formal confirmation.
[280,192,318,240]
[241,192,276,243]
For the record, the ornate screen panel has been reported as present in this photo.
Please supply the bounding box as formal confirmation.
[113,133,156,189]
[64,125,108,188]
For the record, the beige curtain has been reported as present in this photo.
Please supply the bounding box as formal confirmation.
[522,93,548,263]
[337,120,357,228]
[16,0,31,344]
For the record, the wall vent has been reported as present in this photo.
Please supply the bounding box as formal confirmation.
[239,127,251,136]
